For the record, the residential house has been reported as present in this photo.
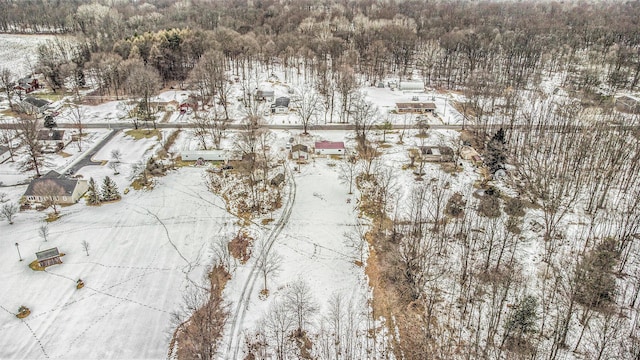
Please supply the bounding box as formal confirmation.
[291,144,309,161]
[271,97,291,114]
[38,129,66,152]
[179,95,198,113]
[616,95,640,114]
[36,247,62,268]
[14,77,40,94]
[256,89,275,102]
[19,97,50,115]
[417,146,454,162]
[315,141,345,156]
[0,145,11,163]
[180,150,240,162]
[149,100,179,112]
[23,170,89,205]
[396,102,436,114]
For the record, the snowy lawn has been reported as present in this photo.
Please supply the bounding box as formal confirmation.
[0,164,231,359]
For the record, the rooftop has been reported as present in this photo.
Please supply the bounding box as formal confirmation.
[315,141,345,150]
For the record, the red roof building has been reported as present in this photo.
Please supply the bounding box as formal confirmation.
[315,141,345,156]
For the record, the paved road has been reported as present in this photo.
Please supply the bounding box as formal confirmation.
[63,129,119,175]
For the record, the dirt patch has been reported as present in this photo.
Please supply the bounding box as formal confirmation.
[228,230,253,264]
[125,129,162,140]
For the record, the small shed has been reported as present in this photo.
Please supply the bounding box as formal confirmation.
[315,141,345,156]
[14,77,40,94]
[291,144,309,161]
[36,247,62,268]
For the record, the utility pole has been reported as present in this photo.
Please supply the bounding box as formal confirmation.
[15,242,22,261]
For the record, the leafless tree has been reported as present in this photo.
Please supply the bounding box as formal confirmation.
[0,67,15,110]
[38,223,49,241]
[258,249,282,294]
[124,61,162,130]
[262,300,295,360]
[293,85,323,134]
[351,93,379,147]
[284,279,318,334]
[81,240,90,256]
[1,202,18,224]
[33,180,65,214]
[338,155,360,195]
[16,117,44,177]
[66,102,86,151]
[0,120,17,162]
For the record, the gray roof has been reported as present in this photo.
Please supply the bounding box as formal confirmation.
[256,89,275,97]
[0,145,8,154]
[23,97,50,109]
[272,97,290,108]
[36,247,60,261]
[24,170,78,197]
[291,144,308,152]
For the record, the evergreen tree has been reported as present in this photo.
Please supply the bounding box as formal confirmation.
[502,295,538,351]
[86,177,101,205]
[485,127,507,174]
[44,115,57,129]
[101,176,121,201]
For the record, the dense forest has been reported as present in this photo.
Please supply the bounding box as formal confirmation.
[4,1,640,359]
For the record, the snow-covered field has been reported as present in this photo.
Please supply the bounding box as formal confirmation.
[0,34,57,75]
[0,165,232,359]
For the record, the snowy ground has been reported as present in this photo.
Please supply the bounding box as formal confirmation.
[0,34,58,76]
[0,129,235,359]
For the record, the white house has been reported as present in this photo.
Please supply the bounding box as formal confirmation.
[291,144,310,161]
[23,170,88,205]
[0,145,11,163]
[181,150,241,162]
[315,141,345,156]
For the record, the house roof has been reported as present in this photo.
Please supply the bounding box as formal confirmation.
[23,97,50,108]
[38,130,65,141]
[0,145,9,154]
[272,97,290,108]
[291,144,308,152]
[36,247,60,261]
[396,102,436,110]
[315,141,345,150]
[24,170,79,197]
[256,89,275,96]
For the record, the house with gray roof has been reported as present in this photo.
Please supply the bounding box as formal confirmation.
[19,97,50,115]
[271,97,291,113]
[23,170,88,205]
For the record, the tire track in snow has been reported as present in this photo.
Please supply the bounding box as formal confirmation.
[225,163,296,359]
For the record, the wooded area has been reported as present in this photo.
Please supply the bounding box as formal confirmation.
[3,0,640,359]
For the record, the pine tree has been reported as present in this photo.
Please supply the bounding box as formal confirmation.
[86,177,101,205]
[101,176,121,202]
[485,127,507,174]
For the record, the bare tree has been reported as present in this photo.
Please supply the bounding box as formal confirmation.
[0,67,15,110]
[81,240,90,256]
[262,300,295,360]
[1,202,18,224]
[66,102,86,151]
[0,120,17,162]
[259,249,282,295]
[16,117,44,177]
[338,155,359,194]
[33,180,65,214]
[293,85,323,134]
[284,279,318,334]
[38,223,49,242]
[124,62,162,130]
